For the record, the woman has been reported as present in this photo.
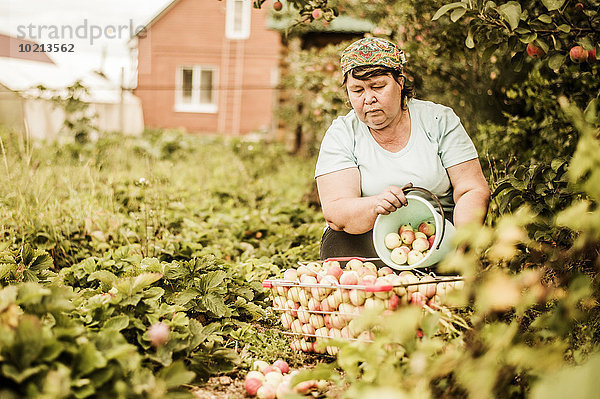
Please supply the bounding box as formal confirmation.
[315,37,490,260]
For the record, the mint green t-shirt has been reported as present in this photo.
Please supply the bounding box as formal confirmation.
[314,98,478,215]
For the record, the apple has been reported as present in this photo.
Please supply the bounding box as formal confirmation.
[414,231,427,240]
[299,339,312,352]
[276,382,291,399]
[285,299,299,317]
[297,290,308,308]
[398,224,413,233]
[377,266,394,277]
[312,340,326,354]
[272,0,283,11]
[311,8,323,20]
[387,294,401,310]
[297,307,310,324]
[340,326,351,339]
[297,265,315,277]
[384,232,402,249]
[373,277,393,299]
[338,303,355,319]
[570,45,588,63]
[245,377,264,396]
[345,258,364,271]
[148,322,169,347]
[412,237,430,252]
[400,229,416,245]
[358,266,377,278]
[418,275,437,298]
[418,220,436,236]
[398,245,411,255]
[526,42,545,59]
[272,295,286,309]
[390,247,408,265]
[400,272,420,294]
[428,235,436,249]
[330,313,346,329]
[575,2,584,11]
[309,314,325,329]
[257,383,276,399]
[290,319,302,334]
[293,380,316,394]
[363,262,378,274]
[301,322,315,336]
[326,263,343,280]
[588,48,597,62]
[252,360,269,373]
[264,371,283,386]
[280,312,293,329]
[308,298,321,311]
[364,297,385,312]
[326,291,342,310]
[340,271,359,285]
[283,268,298,281]
[410,292,427,307]
[311,285,328,301]
[299,274,317,285]
[349,288,366,306]
[286,287,299,303]
[407,250,425,265]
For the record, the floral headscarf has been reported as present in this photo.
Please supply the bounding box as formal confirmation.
[340,37,407,75]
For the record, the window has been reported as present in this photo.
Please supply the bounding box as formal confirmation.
[226,0,251,39]
[175,66,217,113]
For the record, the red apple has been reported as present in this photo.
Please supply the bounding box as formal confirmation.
[273,1,283,11]
[245,377,264,396]
[570,45,588,63]
[377,266,394,277]
[418,221,436,236]
[410,292,427,307]
[428,235,436,249]
[326,263,343,280]
[340,271,359,285]
[311,8,323,19]
[400,229,416,245]
[588,48,597,62]
[526,42,545,59]
[398,224,413,233]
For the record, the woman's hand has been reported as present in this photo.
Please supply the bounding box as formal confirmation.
[374,182,413,215]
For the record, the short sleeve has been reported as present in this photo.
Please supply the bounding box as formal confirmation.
[314,117,358,178]
[435,106,479,168]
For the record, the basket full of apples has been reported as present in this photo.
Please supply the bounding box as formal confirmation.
[263,257,464,354]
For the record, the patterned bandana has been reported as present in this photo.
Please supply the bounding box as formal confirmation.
[340,37,406,75]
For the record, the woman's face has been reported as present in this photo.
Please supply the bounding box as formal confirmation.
[346,73,404,130]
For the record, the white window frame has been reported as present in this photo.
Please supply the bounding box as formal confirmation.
[174,65,218,113]
[225,0,251,40]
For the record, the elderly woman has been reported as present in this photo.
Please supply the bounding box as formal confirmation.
[315,37,490,260]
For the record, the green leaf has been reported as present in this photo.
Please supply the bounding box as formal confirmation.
[466,27,475,48]
[20,245,35,266]
[88,270,118,285]
[103,315,130,331]
[75,342,107,376]
[157,361,195,389]
[548,53,566,69]
[537,14,552,23]
[450,7,467,22]
[202,293,230,317]
[541,0,566,11]
[2,364,47,384]
[0,262,17,280]
[198,270,227,293]
[498,2,522,31]
[557,24,571,33]
[432,2,467,21]
[531,351,600,399]
[577,36,594,50]
[29,253,52,271]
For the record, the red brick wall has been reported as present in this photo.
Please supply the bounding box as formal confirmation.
[135,0,282,135]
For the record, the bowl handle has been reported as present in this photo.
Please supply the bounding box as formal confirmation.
[403,186,446,250]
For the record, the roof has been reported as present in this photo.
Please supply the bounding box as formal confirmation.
[0,33,55,64]
[0,57,137,104]
[133,0,179,37]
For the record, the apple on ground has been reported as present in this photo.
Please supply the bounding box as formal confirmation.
[252,360,269,373]
[245,376,263,396]
[264,371,283,387]
[273,359,290,374]
[257,383,276,399]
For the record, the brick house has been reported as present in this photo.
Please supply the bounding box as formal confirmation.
[133,0,282,136]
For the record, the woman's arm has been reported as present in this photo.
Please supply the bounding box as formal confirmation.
[447,159,491,227]
[316,167,411,234]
